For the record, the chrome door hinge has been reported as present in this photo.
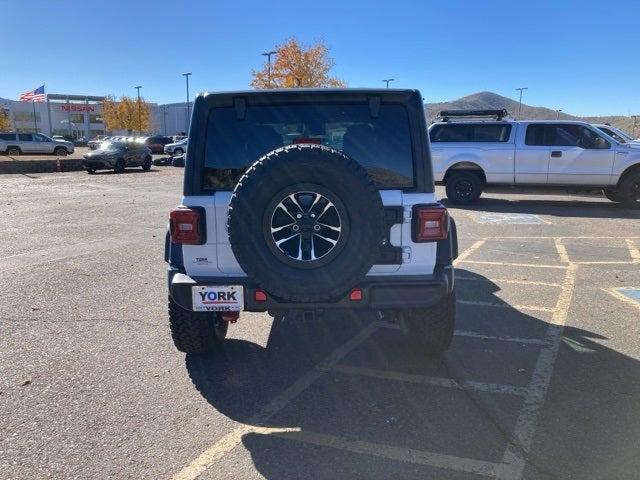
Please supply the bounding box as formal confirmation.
[402,247,412,262]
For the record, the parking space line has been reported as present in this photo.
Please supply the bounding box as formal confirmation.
[500,263,578,479]
[458,300,554,313]
[573,260,638,265]
[602,288,640,311]
[171,322,380,480]
[554,238,570,263]
[482,236,640,240]
[269,429,500,477]
[453,239,487,266]
[334,364,528,396]
[454,331,549,346]
[460,260,568,269]
[456,275,562,288]
[626,239,640,261]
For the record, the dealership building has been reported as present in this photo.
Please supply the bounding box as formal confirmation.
[0,93,191,139]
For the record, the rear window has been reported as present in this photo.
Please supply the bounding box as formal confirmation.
[430,123,512,143]
[203,103,415,190]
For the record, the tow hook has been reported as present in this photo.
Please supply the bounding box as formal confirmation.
[221,312,239,323]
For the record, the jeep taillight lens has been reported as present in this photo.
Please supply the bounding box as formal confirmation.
[170,208,202,244]
[413,206,448,242]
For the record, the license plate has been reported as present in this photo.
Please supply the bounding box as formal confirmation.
[192,285,243,312]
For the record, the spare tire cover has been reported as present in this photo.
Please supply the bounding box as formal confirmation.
[228,144,384,302]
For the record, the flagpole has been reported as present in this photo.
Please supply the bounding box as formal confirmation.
[32,100,38,134]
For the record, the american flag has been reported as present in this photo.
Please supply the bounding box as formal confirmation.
[19,85,46,102]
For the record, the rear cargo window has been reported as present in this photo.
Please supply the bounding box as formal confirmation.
[430,123,511,142]
[203,103,415,190]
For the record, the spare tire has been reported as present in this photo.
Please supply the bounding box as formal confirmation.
[228,144,384,302]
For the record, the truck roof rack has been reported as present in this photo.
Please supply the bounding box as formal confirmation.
[438,109,509,121]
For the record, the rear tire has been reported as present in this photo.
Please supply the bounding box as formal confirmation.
[86,168,96,175]
[445,171,483,205]
[173,148,184,156]
[401,291,456,358]
[142,156,152,171]
[6,147,20,156]
[54,147,68,157]
[168,297,228,354]
[603,188,623,203]
[114,158,125,173]
[618,172,640,208]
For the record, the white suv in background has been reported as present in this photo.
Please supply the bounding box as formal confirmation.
[0,132,75,156]
[164,138,188,156]
[593,124,639,145]
[429,110,640,207]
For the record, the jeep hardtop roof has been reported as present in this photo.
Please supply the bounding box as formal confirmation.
[183,88,434,196]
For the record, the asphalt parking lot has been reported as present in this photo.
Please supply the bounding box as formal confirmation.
[2,168,640,480]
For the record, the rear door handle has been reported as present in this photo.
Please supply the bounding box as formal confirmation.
[551,151,562,158]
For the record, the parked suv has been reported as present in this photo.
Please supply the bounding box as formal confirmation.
[82,140,152,173]
[165,89,458,357]
[593,124,640,146]
[0,132,74,156]
[164,138,187,156]
[143,135,173,154]
[430,110,640,206]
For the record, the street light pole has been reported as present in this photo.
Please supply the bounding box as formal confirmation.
[556,109,562,120]
[32,100,38,133]
[162,105,167,136]
[515,87,528,119]
[261,51,277,88]
[182,72,192,134]
[382,78,395,88]
[134,85,142,135]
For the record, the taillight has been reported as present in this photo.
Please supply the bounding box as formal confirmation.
[170,207,203,244]
[412,206,449,242]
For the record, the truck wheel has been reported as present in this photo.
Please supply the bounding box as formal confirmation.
[445,172,483,205]
[54,147,68,157]
[173,148,184,156]
[168,297,228,354]
[228,144,384,303]
[6,147,20,156]
[401,291,456,358]
[603,188,623,203]
[618,172,640,208]
[142,156,152,171]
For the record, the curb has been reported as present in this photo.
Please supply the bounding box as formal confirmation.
[0,158,85,174]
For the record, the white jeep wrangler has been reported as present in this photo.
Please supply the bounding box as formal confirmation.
[165,89,458,357]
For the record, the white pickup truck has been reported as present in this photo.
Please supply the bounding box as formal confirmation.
[430,118,640,207]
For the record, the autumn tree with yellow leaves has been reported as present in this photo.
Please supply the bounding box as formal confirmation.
[251,38,346,89]
[101,95,151,133]
[0,108,11,132]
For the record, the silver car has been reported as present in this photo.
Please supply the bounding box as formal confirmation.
[163,138,188,156]
[0,132,75,156]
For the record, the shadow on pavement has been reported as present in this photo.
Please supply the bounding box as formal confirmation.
[440,196,639,220]
[91,169,159,175]
[185,270,640,479]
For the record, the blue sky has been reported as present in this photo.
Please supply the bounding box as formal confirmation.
[1,0,638,116]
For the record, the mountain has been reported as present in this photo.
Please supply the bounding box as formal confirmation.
[425,91,637,136]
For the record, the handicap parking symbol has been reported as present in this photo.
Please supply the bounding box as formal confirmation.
[475,213,547,225]
[616,288,640,304]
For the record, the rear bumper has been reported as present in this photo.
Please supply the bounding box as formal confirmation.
[168,267,454,313]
